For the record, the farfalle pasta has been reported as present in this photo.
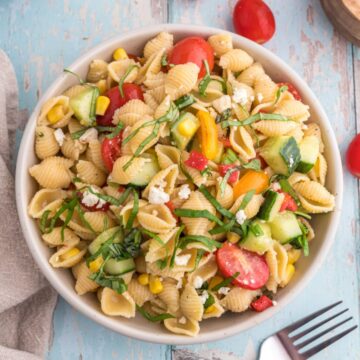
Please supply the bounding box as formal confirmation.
[28,32,335,336]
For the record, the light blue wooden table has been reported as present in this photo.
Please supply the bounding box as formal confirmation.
[1,0,359,359]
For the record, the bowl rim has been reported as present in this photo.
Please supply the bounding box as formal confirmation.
[15,23,343,345]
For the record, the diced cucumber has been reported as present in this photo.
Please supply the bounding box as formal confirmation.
[130,152,160,186]
[258,190,285,221]
[88,227,124,255]
[213,141,224,163]
[104,258,135,275]
[241,220,273,255]
[269,211,302,244]
[69,86,99,126]
[297,136,320,173]
[260,136,300,176]
[221,148,238,164]
[171,112,200,150]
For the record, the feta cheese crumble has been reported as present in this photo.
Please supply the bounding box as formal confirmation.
[199,290,209,305]
[257,93,264,102]
[54,128,65,146]
[148,186,170,205]
[193,276,204,289]
[174,254,192,266]
[232,87,248,106]
[218,287,230,295]
[81,187,106,209]
[271,182,281,191]
[178,316,186,324]
[79,128,98,143]
[178,184,191,200]
[212,95,232,114]
[235,209,247,225]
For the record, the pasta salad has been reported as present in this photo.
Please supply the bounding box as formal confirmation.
[28,32,335,336]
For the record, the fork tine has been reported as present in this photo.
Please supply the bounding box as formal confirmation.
[280,301,342,334]
[290,309,349,341]
[301,325,358,358]
[295,317,353,349]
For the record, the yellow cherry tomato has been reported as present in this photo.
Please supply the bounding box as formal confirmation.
[233,170,269,198]
[197,110,218,160]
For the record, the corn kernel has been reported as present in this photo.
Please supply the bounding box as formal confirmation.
[281,264,295,287]
[209,275,224,290]
[205,304,216,314]
[138,273,149,286]
[113,48,128,61]
[89,256,103,273]
[149,276,163,294]
[96,96,110,116]
[60,248,80,261]
[47,104,65,124]
[227,232,240,244]
[287,249,301,264]
[178,118,198,137]
[96,79,108,95]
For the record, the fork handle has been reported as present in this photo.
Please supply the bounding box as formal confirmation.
[259,336,293,360]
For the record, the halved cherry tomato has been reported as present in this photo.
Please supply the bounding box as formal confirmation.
[233,0,275,44]
[219,137,232,148]
[251,295,273,312]
[218,164,240,184]
[127,53,141,62]
[118,185,125,193]
[233,170,269,198]
[277,82,302,101]
[216,243,269,290]
[167,36,214,78]
[165,201,178,220]
[185,150,208,171]
[96,84,144,126]
[279,192,298,212]
[346,134,360,178]
[101,132,123,172]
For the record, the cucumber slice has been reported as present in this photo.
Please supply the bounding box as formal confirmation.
[297,136,320,173]
[260,136,300,176]
[258,190,285,221]
[69,87,99,126]
[171,112,200,150]
[104,258,135,275]
[241,220,273,255]
[269,211,302,244]
[130,152,160,186]
[88,227,124,255]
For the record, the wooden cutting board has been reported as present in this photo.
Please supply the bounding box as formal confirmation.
[321,0,360,46]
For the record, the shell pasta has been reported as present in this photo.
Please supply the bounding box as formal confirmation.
[28,32,335,336]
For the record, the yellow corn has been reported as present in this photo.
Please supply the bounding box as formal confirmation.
[205,304,216,314]
[47,104,65,124]
[96,79,108,95]
[209,275,224,290]
[227,232,240,244]
[287,249,301,264]
[89,256,103,273]
[138,273,149,286]
[96,96,110,116]
[178,117,198,137]
[281,264,295,287]
[149,276,163,294]
[113,48,128,61]
[60,247,80,261]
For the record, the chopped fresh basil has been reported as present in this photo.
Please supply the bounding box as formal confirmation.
[203,292,215,309]
[221,113,289,128]
[294,211,311,220]
[63,68,85,84]
[211,272,240,291]
[136,305,175,322]
[161,54,168,67]
[199,185,233,219]
[169,225,185,268]
[125,189,139,229]
[278,178,301,206]
[241,158,261,171]
[174,209,224,226]
[198,60,212,96]
[39,210,51,233]
[118,64,139,97]
[179,235,222,251]
[219,166,240,196]
[215,108,231,124]
[174,94,195,110]
[274,85,288,104]
[248,222,264,237]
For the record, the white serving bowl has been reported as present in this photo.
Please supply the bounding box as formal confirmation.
[16,24,343,345]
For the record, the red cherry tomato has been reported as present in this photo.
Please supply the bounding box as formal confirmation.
[165,201,178,220]
[218,164,240,184]
[251,295,273,312]
[346,134,360,177]
[279,192,298,212]
[101,132,123,172]
[96,84,144,126]
[216,243,269,290]
[233,0,275,44]
[219,137,232,148]
[185,150,208,171]
[277,82,302,101]
[167,36,214,78]
[77,192,110,212]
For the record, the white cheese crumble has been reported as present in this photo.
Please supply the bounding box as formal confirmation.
[272,300,277,306]
[271,182,281,191]
[232,87,248,106]
[257,93,264,102]
[79,128,98,143]
[148,186,170,205]
[81,187,106,209]
[178,316,186,324]
[212,95,232,114]
[199,290,209,305]
[218,287,230,295]
[235,209,247,225]
[54,128,65,146]
[178,184,191,200]
[193,276,204,289]
[174,254,192,266]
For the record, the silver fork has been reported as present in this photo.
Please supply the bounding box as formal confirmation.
[259,301,358,359]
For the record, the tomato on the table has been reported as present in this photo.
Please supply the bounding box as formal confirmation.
[167,36,214,78]
[96,84,144,126]
[278,82,302,101]
[233,0,275,44]
[346,134,360,178]
[251,295,273,312]
[279,191,298,212]
[233,170,269,198]
[218,164,240,184]
[101,132,123,172]
[185,150,208,171]
[216,243,269,290]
